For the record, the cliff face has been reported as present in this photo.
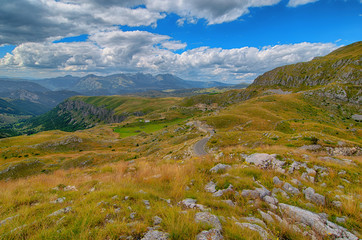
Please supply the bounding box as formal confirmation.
[251,42,362,89]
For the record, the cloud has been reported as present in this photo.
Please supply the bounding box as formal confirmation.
[0,0,165,45]
[287,0,319,7]
[0,31,337,83]
[145,0,282,24]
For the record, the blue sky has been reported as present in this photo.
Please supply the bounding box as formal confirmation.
[0,0,361,83]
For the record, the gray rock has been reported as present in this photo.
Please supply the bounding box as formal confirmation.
[210,164,231,173]
[141,230,169,240]
[195,212,222,230]
[220,200,235,207]
[235,222,272,240]
[50,197,66,204]
[263,195,279,206]
[291,179,302,186]
[239,217,266,227]
[258,210,275,224]
[205,181,217,193]
[279,203,358,240]
[0,215,19,227]
[245,153,285,170]
[273,176,283,185]
[143,200,151,209]
[272,188,290,199]
[196,229,223,240]
[351,114,362,121]
[130,212,136,219]
[303,187,325,206]
[336,217,346,223]
[299,145,322,151]
[48,207,72,217]
[179,198,208,211]
[332,201,342,208]
[282,182,300,195]
[213,184,233,197]
[153,216,163,225]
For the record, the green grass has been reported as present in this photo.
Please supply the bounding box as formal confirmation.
[114,118,187,138]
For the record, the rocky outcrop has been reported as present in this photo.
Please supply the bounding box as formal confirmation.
[141,230,169,240]
[244,153,285,172]
[279,203,358,240]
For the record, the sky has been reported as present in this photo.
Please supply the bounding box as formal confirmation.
[0,0,361,83]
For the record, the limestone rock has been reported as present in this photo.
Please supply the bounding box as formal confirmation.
[273,176,283,185]
[303,187,325,206]
[179,198,208,211]
[282,182,300,195]
[195,212,222,230]
[48,207,72,217]
[141,230,169,240]
[279,203,358,240]
[196,229,223,240]
[235,222,272,240]
[205,181,217,193]
[210,164,231,173]
[245,153,285,171]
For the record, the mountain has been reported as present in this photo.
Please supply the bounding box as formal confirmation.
[29,75,81,91]
[27,73,231,95]
[0,78,50,93]
[251,41,362,89]
[71,73,231,95]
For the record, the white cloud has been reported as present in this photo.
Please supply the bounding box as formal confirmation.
[0,31,337,83]
[145,0,281,24]
[287,0,319,7]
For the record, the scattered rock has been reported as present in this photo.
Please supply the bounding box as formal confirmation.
[263,195,278,206]
[196,229,223,240]
[332,201,342,208]
[50,197,66,204]
[213,184,233,197]
[179,198,208,211]
[48,207,72,217]
[235,222,272,240]
[143,200,151,209]
[130,212,136,219]
[299,145,322,151]
[0,215,19,227]
[205,181,217,193]
[272,188,290,199]
[303,187,325,206]
[279,203,358,240]
[273,176,283,185]
[245,153,285,171]
[141,230,169,240]
[64,186,77,191]
[336,217,346,223]
[291,179,302,187]
[220,200,235,207]
[210,164,231,173]
[153,216,162,225]
[195,212,222,230]
[282,182,300,195]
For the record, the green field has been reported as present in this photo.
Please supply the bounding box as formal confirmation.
[114,118,188,137]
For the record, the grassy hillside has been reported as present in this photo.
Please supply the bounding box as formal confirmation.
[251,41,361,90]
[0,92,360,239]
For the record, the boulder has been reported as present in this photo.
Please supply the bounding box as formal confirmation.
[273,176,283,185]
[205,181,217,193]
[141,230,169,240]
[245,153,285,170]
[235,222,272,240]
[279,203,358,240]
[195,212,222,230]
[303,187,325,206]
[210,164,231,173]
[179,198,208,211]
[282,182,300,195]
[196,229,223,240]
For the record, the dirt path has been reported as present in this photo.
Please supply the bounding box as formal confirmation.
[191,121,215,156]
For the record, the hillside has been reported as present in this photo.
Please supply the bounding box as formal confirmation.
[251,41,362,90]
[0,42,361,240]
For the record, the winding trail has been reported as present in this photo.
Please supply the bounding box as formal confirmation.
[191,121,215,156]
